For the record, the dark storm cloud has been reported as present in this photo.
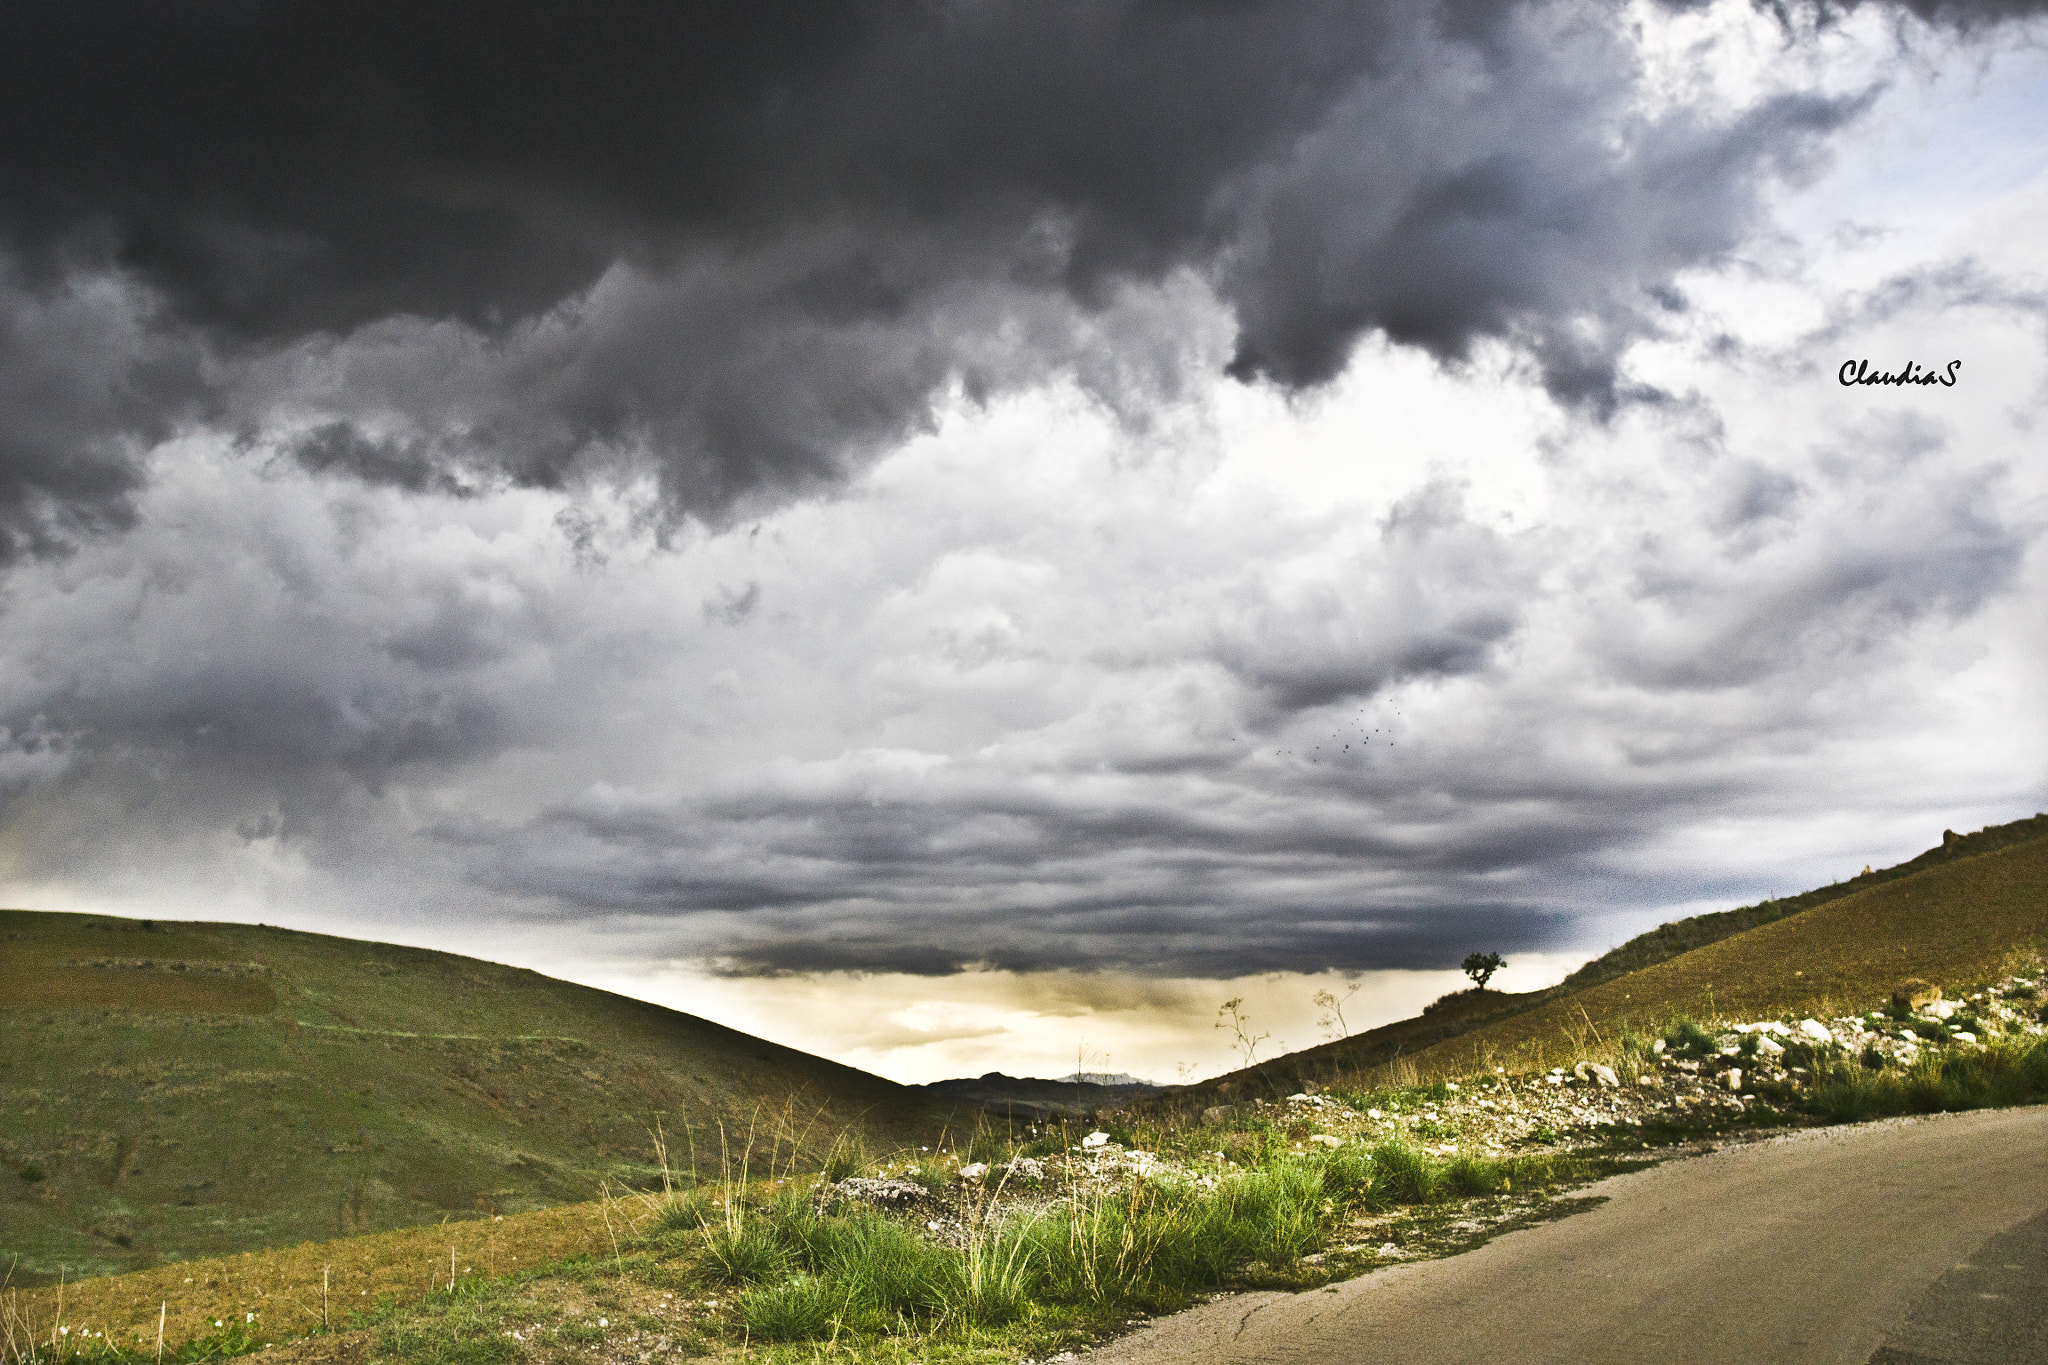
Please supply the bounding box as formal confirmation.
[439,738,1634,976]
[0,271,206,562]
[0,0,1948,541]
[1783,0,2048,26]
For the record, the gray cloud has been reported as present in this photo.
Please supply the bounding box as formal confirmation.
[0,0,1980,546]
[0,0,2041,989]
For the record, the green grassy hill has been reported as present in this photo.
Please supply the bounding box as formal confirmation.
[0,911,952,1286]
[1155,813,2048,1106]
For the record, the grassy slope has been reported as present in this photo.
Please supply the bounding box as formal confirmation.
[1551,812,2048,994]
[0,911,953,1286]
[1394,829,2048,1078]
[1149,815,2048,1108]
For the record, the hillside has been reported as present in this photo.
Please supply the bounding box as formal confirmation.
[1397,820,2048,1079]
[1153,812,2048,1106]
[1551,813,2048,995]
[0,911,955,1287]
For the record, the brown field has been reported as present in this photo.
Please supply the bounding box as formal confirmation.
[0,961,277,1015]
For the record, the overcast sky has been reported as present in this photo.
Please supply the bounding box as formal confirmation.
[2,0,2043,1082]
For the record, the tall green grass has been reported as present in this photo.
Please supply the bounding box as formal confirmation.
[716,1140,1586,1344]
[1806,1036,2048,1121]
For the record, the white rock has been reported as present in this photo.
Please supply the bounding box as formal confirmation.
[1927,1000,1956,1020]
[1309,1134,1345,1148]
[1637,1075,1658,1087]
[1367,1108,1384,1119]
[1081,1131,1110,1149]
[1899,1029,1918,1042]
[1650,1039,1666,1055]
[1590,1064,1619,1087]
[1546,1074,1564,1086]
[1731,1023,1753,1033]
[957,1163,989,1181]
[1952,1032,1977,1044]
[1762,1022,1792,1037]
[1445,1082,1459,1092]
[1722,1068,1743,1091]
[1755,1035,1784,1056]
[1289,1093,1311,1102]
[1798,1019,1834,1043]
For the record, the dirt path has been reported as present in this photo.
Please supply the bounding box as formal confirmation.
[1089,1106,2048,1365]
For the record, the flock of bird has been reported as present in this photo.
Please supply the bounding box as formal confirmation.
[1263,705,1402,763]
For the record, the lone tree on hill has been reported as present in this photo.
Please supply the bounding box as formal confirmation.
[1461,951,1506,991]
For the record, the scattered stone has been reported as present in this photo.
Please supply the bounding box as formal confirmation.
[957,1162,989,1181]
[1081,1131,1110,1149]
[1589,1064,1619,1088]
[1722,1068,1743,1092]
[1926,1001,1957,1020]
[1309,1134,1345,1148]
[1951,1032,1977,1045]
[1754,1035,1784,1056]
[826,1177,928,1207]
[1798,1019,1834,1043]
[1637,1075,1657,1087]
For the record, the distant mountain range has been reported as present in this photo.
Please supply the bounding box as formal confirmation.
[914,1071,1168,1119]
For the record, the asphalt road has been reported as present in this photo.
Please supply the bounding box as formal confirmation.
[1091,1106,2048,1365]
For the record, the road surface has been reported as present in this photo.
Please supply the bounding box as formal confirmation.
[1092,1106,2048,1365]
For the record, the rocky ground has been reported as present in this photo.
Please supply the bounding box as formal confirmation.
[822,968,2048,1241]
